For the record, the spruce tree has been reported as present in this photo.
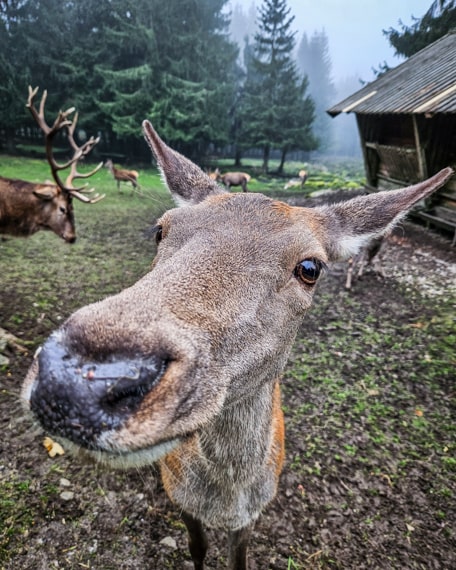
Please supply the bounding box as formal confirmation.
[297,30,336,153]
[239,0,317,172]
[384,0,456,58]
[146,0,240,158]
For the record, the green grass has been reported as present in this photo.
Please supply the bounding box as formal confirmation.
[0,478,34,554]
[0,154,168,195]
[0,152,366,199]
[283,292,455,480]
[0,155,172,348]
[0,475,64,559]
[0,154,454,568]
[207,156,366,195]
[0,153,363,358]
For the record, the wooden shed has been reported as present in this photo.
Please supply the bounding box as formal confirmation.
[327,31,456,243]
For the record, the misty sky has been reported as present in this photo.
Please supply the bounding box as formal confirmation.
[270,0,432,83]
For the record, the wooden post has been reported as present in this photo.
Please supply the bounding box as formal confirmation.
[412,115,428,180]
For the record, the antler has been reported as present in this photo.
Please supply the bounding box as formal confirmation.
[64,112,105,203]
[26,86,105,203]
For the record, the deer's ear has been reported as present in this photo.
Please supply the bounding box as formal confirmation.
[142,120,226,207]
[315,168,453,261]
[33,185,59,200]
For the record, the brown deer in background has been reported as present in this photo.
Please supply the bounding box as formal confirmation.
[211,167,251,192]
[284,169,308,190]
[345,235,386,289]
[22,119,453,569]
[104,158,139,192]
[0,87,103,243]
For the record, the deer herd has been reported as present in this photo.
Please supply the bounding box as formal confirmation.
[1,87,454,570]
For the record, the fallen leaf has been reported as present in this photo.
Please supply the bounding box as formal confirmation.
[43,436,65,457]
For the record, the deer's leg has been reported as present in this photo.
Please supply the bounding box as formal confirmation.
[227,522,254,570]
[371,256,385,278]
[368,237,385,278]
[181,511,208,570]
[356,253,368,279]
[345,257,354,289]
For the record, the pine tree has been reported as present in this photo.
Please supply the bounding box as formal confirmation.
[296,30,336,152]
[90,0,158,157]
[146,0,240,158]
[0,0,239,161]
[240,0,317,172]
[384,0,456,58]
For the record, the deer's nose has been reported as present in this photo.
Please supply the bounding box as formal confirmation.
[30,335,167,449]
[62,230,76,243]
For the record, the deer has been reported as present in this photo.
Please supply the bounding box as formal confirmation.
[212,167,251,192]
[345,235,386,289]
[104,158,139,192]
[0,87,104,243]
[284,169,308,190]
[21,118,454,570]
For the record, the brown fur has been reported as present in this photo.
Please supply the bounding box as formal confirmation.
[213,168,251,192]
[0,87,103,243]
[21,120,454,570]
[104,159,139,190]
[0,176,75,242]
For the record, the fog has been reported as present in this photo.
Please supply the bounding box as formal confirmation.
[228,1,432,157]
[230,0,432,83]
[286,0,431,83]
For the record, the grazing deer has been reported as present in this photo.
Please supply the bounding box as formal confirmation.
[0,87,103,243]
[212,167,251,192]
[104,159,139,191]
[284,169,308,190]
[21,119,453,569]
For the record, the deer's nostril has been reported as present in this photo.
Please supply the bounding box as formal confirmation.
[101,361,168,414]
[30,335,167,448]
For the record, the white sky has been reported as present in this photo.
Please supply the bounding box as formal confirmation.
[278,0,432,83]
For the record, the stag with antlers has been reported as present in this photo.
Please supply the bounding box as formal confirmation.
[0,86,104,243]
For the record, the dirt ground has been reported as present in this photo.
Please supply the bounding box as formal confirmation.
[0,189,455,569]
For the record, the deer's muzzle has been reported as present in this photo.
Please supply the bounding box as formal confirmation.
[29,334,167,449]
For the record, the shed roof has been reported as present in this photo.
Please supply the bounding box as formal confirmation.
[327,30,456,117]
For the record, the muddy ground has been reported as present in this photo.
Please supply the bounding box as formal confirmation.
[0,189,455,569]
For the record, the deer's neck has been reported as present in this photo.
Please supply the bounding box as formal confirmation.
[201,382,276,478]
[160,381,281,529]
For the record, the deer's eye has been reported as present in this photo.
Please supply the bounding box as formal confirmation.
[154,225,163,244]
[59,206,66,214]
[294,258,325,286]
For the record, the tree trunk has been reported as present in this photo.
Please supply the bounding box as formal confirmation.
[277,147,288,175]
[262,144,270,173]
[234,146,242,167]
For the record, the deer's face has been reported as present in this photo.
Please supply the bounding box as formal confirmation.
[22,192,327,466]
[21,120,453,469]
[33,186,76,243]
